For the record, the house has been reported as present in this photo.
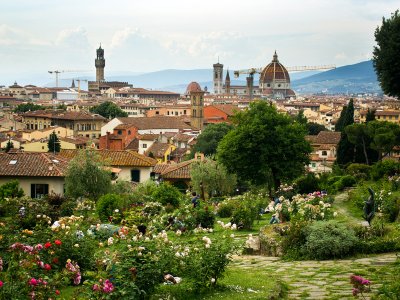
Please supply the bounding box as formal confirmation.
[59,149,157,183]
[145,142,176,163]
[99,123,138,150]
[101,116,197,137]
[0,152,69,198]
[203,104,238,124]
[21,126,74,142]
[306,131,341,173]
[23,136,96,152]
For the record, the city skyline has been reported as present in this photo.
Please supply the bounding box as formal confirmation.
[1,0,398,85]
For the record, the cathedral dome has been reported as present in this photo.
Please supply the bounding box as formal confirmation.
[259,51,290,87]
[186,82,202,94]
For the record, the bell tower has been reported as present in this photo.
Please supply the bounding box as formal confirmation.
[225,69,231,95]
[95,45,105,82]
[186,82,205,130]
[213,60,223,94]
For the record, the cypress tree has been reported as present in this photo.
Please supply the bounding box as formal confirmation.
[336,99,355,166]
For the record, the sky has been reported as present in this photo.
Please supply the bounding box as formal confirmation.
[0,0,398,85]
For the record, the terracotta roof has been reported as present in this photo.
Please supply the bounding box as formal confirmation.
[186,82,202,94]
[153,163,171,174]
[172,133,194,142]
[305,135,318,143]
[145,142,172,158]
[138,134,159,141]
[116,116,196,130]
[211,104,239,116]
[23,110,106,121]
[314,131,341,145]
[114,123,136,130]
[159,160,194,179]
[0,152,69,177]
[59,149,156,167]
[125,138,139,151]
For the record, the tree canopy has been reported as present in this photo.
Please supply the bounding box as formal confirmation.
[191,123,233,157]
[65,150,112,200]
[217,101,311,192]
[190,159,237,199]
[14,103,44,113]
[90,101,128,119]
[48,131,61,153]
[307,122,327,135]
[373,10,400,99]
[336,99,355,166]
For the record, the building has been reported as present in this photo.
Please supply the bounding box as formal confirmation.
[0,152,69,197]
[204,104,238,124]
[59,149,157,183]
[213,61,224,94]
[22,110,106,138]
[360,110,400,124]
[88,46,133,93]
[186,82,204,130]
[216,52,296,100]
[306,131,341,173]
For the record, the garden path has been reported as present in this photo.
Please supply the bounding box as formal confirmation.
[231,252,398,299]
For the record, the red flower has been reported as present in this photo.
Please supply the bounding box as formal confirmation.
[52,257,59,264]
[0,280,3,287]
[44,242,52,249]
[29,278,38,286]
[54,240,62,246]
[44,264,51,271]
[55,290,60,295]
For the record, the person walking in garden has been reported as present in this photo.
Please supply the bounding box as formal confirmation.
[191,192,200,208]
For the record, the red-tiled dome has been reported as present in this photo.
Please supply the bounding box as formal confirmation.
[186,82,202,94]
[259,51,290,84]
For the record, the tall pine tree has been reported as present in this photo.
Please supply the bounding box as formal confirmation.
[336,99,355,166]
[48,131,61,153]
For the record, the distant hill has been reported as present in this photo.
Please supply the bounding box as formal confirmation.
[292,60,382,95]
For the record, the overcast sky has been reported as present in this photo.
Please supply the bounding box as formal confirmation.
[0,0,398,84]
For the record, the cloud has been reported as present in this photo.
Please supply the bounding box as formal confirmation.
[56,27,90,50]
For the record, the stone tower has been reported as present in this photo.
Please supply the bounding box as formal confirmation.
[187,82,204,130]
[213,60,223,94]
[225,69,231,95]
[95,45,105,82]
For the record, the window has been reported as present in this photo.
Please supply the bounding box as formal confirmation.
[31,184,49,199]
[142,143,147,148]
[128,130,131,135]
[311,163,316,168]
[117,130,122,135]
[131,169,140,182]
[322,150,327,156]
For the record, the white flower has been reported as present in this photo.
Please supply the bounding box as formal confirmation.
[208,228,213,233]
[320,212,325,218]
[231,224,237,230]
[114,209,119,213]
[333,212,338,217]
[230,234,235,238]
[107,237,114,246]
[211,278,216,283]
[37,215,41,218]
[99,242,104,247]
[205,244,210,248]
[176,230,182,236]
[74,244,79,248]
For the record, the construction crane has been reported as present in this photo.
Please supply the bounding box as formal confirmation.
[233,65,336,100]
[48,70,91,88]
[75,79,88,99]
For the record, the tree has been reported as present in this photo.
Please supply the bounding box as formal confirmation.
[336,99,355,166]
[90,101,128,119]
[65,150,112,200]
[365,108,376,122]
[191,123,233,157]
[294,110,308,125]
[217,101,311,192]
[4,140,13,153]
[0,180,24,200]
[14,103,44,113]
[373,10,400,99]
[190,159,237,199]
[346,124,371,165]
[367,121,400,161]
[48,131,61,153]
[307,122,326,135]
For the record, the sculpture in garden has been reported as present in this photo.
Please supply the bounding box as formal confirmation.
[363,187,375,225]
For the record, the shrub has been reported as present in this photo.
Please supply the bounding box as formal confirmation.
[194,206,215,228]
[370,160,400,180]
[231,204,257,230]
[96,194,124,222]
[281,219,310,259]
[346,163,371,181]
[152,183,182,208]
[0,180,24,200]
[333,175,356,191]
[303,221,358,260]
[295,173,320,194]
[217,200,236,218]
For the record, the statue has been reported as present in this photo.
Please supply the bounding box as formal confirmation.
[363,188,375,225]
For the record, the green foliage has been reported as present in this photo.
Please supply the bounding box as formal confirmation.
[303,221,358,260]
[336,100,355,165]
[194,206,215,228]
[191,159,237,199]
[306,122,326,135]
[373,10,400,99]
[346,163,371,180]
[4,140,14,153]
[152,182,182,208]
[217,201,237,218]
[294,173,320,194]
[65,150,112,200]
[334,175,356,191]
[96,193,124,222]
[217,101,312,191]
[192,123,233,156]
[368,121,400,161]
[370,160,400,180]
[48,131,61,153]
[0,180,24,200]
[89,101,128,119]
[14,102,44,113]
[365,108,376,122]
